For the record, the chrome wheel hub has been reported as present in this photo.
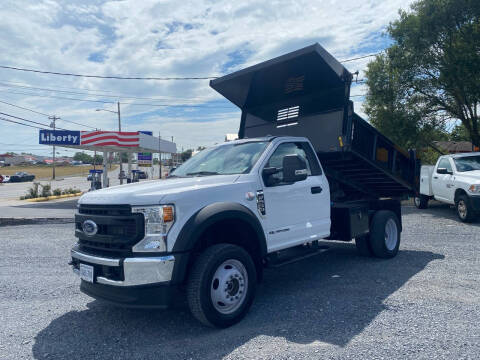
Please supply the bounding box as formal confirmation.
[210,259,248,314]
[384,218,398,251]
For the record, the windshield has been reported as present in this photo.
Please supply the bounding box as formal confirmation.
[171,141,268,177]
[454,155,480,172]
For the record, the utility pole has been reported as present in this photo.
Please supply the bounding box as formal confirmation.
[93,128,98,171]
[117,101,124,184]
[48,115,60,180]
[158,131,162,179]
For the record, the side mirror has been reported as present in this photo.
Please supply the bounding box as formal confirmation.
[437,167,453,175]
[283,154,308,183]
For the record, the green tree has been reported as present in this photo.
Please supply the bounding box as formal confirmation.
[73,152,93,164]
[449,123,471,141]
[181,149,193,162]
[365,53,447,151]
[386,0,480,146]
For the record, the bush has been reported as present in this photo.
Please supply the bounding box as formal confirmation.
[53,188,62,196]
[27,183,39,198]
[41,184,52,198]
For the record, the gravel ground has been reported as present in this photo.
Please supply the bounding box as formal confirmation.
[0,203,479,359]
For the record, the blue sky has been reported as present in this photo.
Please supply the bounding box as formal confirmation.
[0,0,415,156]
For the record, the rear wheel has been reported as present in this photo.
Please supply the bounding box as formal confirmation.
[414,195,429,209]
[369,210,401,258]
[455,194,475,223]
[187,244,257,328]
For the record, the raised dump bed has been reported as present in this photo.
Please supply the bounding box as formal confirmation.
[210,43,418,200]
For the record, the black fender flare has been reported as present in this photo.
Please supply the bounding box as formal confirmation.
[170,202,267,284]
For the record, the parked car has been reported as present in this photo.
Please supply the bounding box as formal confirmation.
[137,170,148,179]
[0,175,9,183]
[415,152,480,222]
[8,172,35,183]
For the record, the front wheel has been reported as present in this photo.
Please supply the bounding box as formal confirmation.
[187,244,257,328]
[456,194,475,223]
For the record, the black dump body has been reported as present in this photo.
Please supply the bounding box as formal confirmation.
[210,43,418,200]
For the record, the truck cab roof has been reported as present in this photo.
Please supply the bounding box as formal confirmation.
[445,152,480,159]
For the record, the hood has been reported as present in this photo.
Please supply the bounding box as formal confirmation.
[456,170,480,183]
[79,174,240,205]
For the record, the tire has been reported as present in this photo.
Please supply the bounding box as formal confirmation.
[414,195,429,209]
[187,244,257,328]
[369,210,401,259]
[355,234,373,256]
[455,194,475,223]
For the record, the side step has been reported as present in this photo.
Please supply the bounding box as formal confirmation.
[266,242,330,268]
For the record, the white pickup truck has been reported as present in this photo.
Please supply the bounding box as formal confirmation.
[69,44,418,327]
[415,152,480,222]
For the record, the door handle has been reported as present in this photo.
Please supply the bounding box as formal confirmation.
[311,186,322,194]
[433,176,438,179]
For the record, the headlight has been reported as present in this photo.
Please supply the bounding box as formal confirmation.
[132,205,175,252]
[468,185,480,194]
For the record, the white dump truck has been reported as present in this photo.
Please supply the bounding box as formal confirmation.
[70,44,419,327]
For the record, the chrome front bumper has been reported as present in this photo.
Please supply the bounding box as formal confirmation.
[71,247,175,287]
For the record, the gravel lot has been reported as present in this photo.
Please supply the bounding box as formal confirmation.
[0,203,479,359]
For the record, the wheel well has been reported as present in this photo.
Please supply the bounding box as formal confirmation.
[454,188,467,202]
[189,218,264,282]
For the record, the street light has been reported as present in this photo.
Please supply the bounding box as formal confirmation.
[95,102,124,184]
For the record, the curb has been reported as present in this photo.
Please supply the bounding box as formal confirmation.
[0,217,74,226]
[25,192,83,202]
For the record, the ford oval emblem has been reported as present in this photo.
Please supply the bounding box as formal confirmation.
[82,220,98,236]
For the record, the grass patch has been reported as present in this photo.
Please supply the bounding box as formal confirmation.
[1,165,118,179]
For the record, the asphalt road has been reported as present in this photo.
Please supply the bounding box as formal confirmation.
[1,204,479,359]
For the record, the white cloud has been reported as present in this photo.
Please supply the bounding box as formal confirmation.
[0,0,415,155]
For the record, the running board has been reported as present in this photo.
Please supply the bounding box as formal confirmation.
[266,242,330,268]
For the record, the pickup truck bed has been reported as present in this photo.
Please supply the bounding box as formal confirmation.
[210,43,418,200]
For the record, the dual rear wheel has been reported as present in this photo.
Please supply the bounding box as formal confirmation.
[355,210,401,258]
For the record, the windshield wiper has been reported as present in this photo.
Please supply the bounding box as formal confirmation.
[186,171,219,176]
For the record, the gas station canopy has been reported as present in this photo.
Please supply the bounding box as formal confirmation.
[39,130,177,188]
[39,130,176,153]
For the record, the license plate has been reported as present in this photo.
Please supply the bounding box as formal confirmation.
[79,263,94,283]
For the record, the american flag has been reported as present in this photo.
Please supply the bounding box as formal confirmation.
[80,131,140,147]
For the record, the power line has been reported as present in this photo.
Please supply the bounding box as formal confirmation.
[0,112,67,130]
[0,51,383,82]
[0,80,215,102]
[0,116,46,130]
[57,117,97,129]
[340,52,383,63]
[0,99,50,116]
[0,98,98,129]
[0,64,219,80]
[0,89,234,108]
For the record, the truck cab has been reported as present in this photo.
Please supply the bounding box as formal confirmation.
[416,153,480,222]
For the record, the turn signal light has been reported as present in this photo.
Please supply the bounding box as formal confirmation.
[163,206,174,222]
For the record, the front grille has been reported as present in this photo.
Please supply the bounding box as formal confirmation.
[78,204,132,216]
[75,204,144,256]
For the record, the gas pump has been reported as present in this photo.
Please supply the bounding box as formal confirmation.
[89,169,103,191]
[128,169,140,183]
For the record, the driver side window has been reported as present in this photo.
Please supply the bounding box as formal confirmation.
[264,142,311,186]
